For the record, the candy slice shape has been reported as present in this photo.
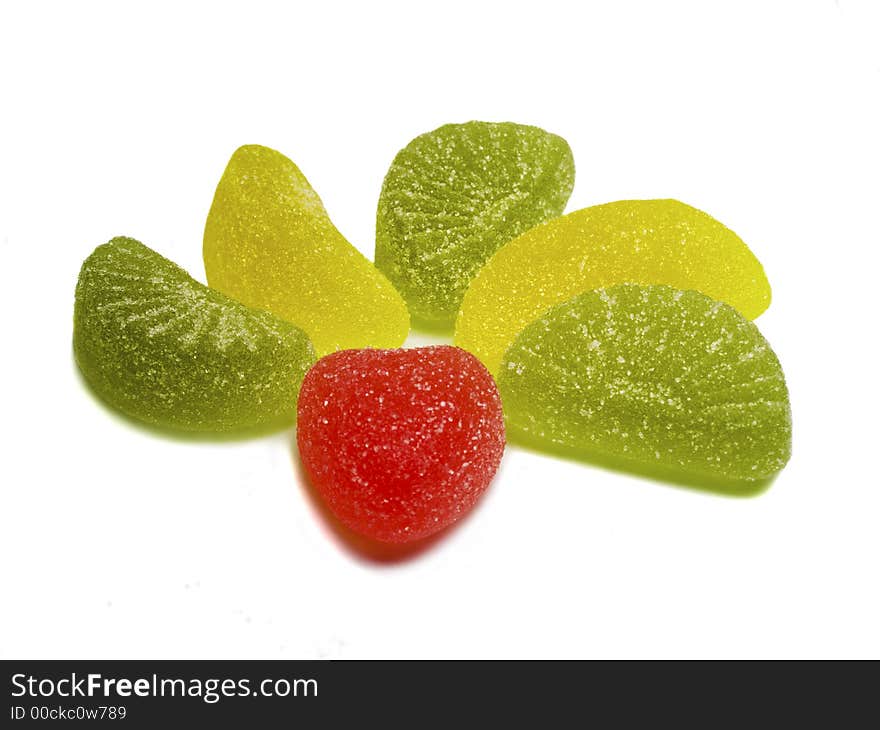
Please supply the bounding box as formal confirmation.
[74,237,315,432]
[497,284,791,483]
[376,121,574,329]
[204,144,409,356]
[456,199,772,375]
[297,346,505,543]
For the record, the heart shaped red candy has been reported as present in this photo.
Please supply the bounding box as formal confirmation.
[296,345,505,543]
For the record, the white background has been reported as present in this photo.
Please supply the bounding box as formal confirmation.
[1,0,878,659]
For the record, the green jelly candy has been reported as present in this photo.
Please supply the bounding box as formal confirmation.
[376,121,575,328]
[74,237,316,432]
[204,145,409,356]
[498,284,791,482]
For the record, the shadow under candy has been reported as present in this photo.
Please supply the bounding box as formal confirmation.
[407,315,456,337]
[505,423,776,498]
[288,437,492,565]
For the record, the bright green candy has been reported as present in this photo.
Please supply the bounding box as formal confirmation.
[204,145,409,356]
[376,121,575,328]
[498,284,791,482]
[74,237,316,432]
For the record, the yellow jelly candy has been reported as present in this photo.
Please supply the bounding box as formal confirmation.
[455,199,772,375]
[204,145,409,356]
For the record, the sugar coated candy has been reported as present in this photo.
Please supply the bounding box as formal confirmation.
[456,199,772,375]
[204,145,409,356]
[498,284,791,482]
[74,237,316,432]
[376,121,574,328]
[297,346,505,543]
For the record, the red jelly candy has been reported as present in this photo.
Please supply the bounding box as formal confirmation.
[297,345,505,543]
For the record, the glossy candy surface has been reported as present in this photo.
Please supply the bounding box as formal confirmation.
[297,346,505,543]
[498,284,791,482]
[204,144,409,355]
[376,121,574,328]
[456,199,771,375]
[74,237,315,432]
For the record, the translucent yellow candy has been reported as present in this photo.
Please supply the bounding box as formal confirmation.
[204,145,409,356]
[455,199,771,375]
